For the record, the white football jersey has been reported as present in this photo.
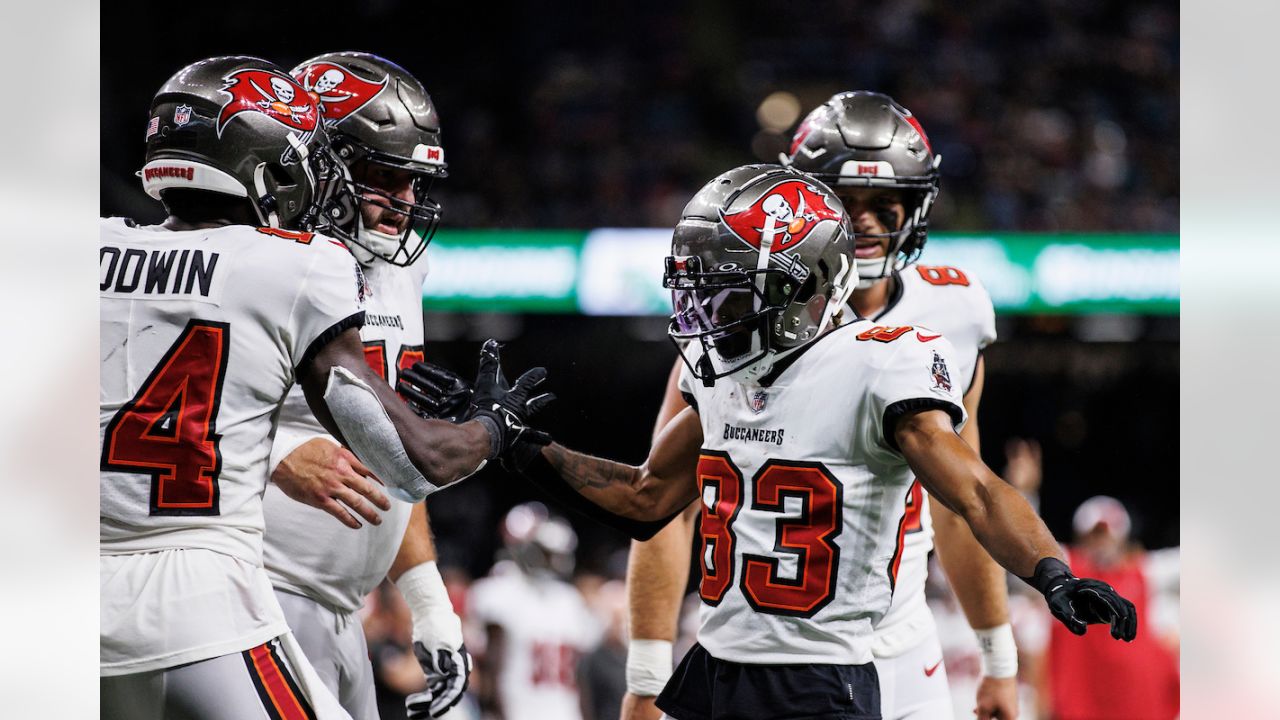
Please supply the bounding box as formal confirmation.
[263,255,430,613]
[99,217,364,672]
[468,563,602,720]
[679,318,967,665]
[865,266,997,658]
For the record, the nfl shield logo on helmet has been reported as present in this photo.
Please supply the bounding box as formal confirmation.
[173,104,192,126]
[749,389,769,414]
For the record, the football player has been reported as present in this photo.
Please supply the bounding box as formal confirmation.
[100,56,543,720]
[467,503,602,720]
[259,52,468,720]
[406,164,1138,720]
[622,92,1018,720]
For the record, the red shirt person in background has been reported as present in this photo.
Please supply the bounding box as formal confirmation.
[1047,496,1179,720]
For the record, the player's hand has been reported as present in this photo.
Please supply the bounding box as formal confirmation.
[466,339,555,458]
[619,692,665,720]
[1002,438,1042,495]
[405,641,472,718]
[398,361,473,422]
[272,438,391,529]
[398,562,472,718]
[974,675,1019,719]
[1026,558,1137,640]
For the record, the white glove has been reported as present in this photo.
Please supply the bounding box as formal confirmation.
[396,562,472,718]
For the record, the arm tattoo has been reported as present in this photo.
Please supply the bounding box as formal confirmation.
[544,443,638,492]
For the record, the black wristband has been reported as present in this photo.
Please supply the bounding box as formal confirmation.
[1020,556,1073,595]
[472,413,502,460]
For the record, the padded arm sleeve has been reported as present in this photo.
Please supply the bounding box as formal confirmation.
[323,365,446,502]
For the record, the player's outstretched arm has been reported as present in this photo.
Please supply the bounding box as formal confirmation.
[393,350,695,540]
[514,405,702,544]
[896,408,1138,641]
[622,359,698,720]
[299,327,504,499]
[928,357,1019,719]
[539,405,702,523]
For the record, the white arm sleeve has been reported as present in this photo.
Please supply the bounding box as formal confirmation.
[323,365,447,502]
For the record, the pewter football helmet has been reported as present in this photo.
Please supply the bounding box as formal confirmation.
[142,55,347,230]
[293,52,446,266]
[786,92,940,287]
[665,164,856,386]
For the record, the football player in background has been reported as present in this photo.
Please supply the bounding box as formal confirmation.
[622,93,1020,720]
[261,51,469,720]
[1041,496,1180,720]
[404,164,1138,720]
[467,503,603,720]
[100,56,542,719]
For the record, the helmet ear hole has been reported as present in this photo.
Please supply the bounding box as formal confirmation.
[794,272,817,303]
[265,163,297,190]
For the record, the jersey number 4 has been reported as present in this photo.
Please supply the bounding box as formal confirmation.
[697,452,843,618]
[101,320,229,516]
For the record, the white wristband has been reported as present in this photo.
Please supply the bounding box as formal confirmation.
[395,561,463,648]
[625,639,673,697]
[974,623,1018,679]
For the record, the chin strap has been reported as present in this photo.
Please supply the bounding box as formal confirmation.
[821,254,856,329]
[359,227,404,261]
[251,163,278,228]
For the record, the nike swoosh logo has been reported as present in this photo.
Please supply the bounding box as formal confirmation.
[924,660,943,677]
[916,332,942,342]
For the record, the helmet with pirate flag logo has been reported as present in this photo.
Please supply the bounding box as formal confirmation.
[665,164,857,386]
[785,91,941,288]
[140,56,348,231]
[292,51,446,267]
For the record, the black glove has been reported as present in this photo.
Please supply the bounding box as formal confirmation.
[1023,557,1138,641]
[465,339,555,460]
[398,361,473,422]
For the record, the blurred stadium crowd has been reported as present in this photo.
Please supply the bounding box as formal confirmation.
[101,0,1177,234]
[434,0,1178,234]
[101,0,1178,717]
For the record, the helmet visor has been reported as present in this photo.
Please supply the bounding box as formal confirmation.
[673,285,761,360]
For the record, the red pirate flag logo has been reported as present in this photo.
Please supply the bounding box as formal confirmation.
[789,103,834,157]
[720,179,842,253]
[216,69,318,137]
[294,62,388,123]
[899,106,932,154]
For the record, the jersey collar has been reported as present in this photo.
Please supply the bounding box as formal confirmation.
[755,319,864,388]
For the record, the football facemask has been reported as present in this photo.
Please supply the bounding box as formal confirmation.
[318,138,443,267]
[665,256,805,386]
